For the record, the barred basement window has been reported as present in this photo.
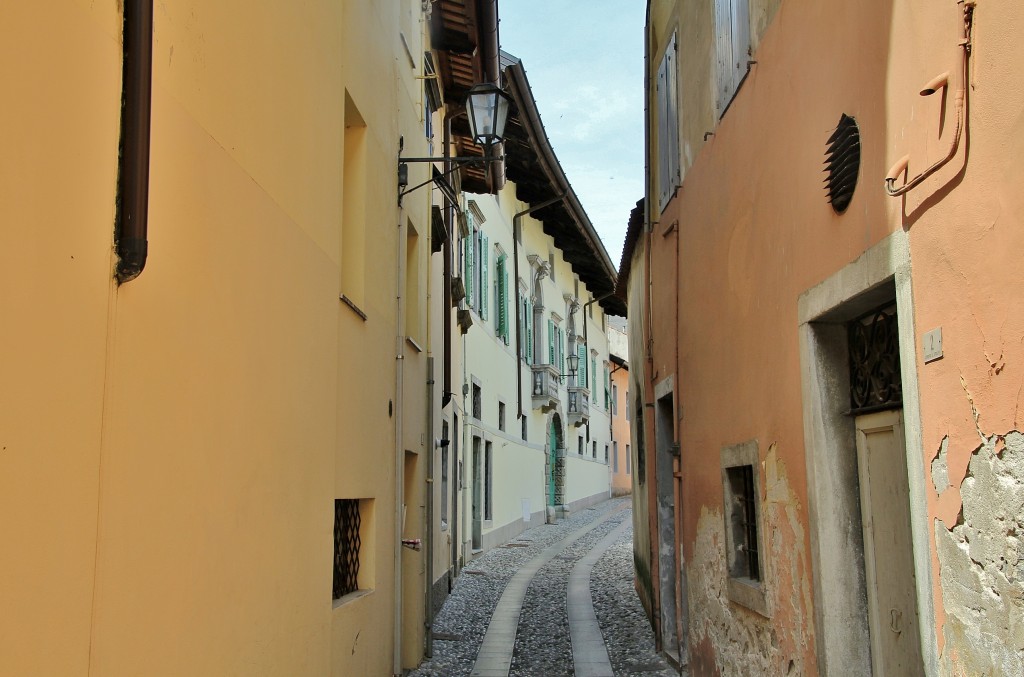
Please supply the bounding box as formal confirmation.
[720,439,769,616]
[726,465,759,580]
[333,499,361,600]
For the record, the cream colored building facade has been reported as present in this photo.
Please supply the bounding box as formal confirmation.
[425,57,627,594]
[0,1,491,675]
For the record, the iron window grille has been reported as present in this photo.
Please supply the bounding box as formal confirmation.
[333,499,361,599]
[847,305,902,415]
[726,465,760,581]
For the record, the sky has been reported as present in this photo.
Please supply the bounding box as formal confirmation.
[498,1,646,269]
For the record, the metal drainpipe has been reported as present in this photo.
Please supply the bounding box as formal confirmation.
[425,356,435,658]
[393,156,408,677]
[116,0,153,284]
[444,111,460,581]
[513,194,567,420]
[641,8,663,651]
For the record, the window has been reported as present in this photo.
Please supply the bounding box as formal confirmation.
[625,390,631,421]
[578,437,584,455]
[521,416,528,442]
[519,289,533,364]
[405,221,420,342]
[592,440,597,459]
[342,92,367,308]
[714,0,751,118]
[463,211,489,318]
[590,354,597,395]
[626,444,631,474]
[548,251,556,283]
[472,382,482,420]
[612,385,619,416]
[656,32,680,211]
[604,444,609,465]
[721,439,768,615]
[498,401,506,432]
[604,366,611,410]
[333,498,373,601]
[613,441,619,472]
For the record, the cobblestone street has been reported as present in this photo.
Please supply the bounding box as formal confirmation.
[411,498,680,677]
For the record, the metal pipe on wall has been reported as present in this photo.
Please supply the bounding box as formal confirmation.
[116,0,154,284]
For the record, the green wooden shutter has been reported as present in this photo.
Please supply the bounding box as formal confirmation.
[481,234,489,320]
[526,300,533,364]
[578,344,587,387]
[497,255,508,342]
[558,328,564,377]
[548,319,555,365]
[605,367,611,409]
[464,230,474,307]
[591,355,597,392]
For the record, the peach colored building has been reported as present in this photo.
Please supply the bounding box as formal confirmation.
[608,319,634,496]
[623,0,1024,675]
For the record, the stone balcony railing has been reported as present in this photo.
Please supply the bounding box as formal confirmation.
[531,363,560,412]
[567,386,590,427]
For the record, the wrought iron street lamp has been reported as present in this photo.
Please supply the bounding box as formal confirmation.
[397,82,513,204]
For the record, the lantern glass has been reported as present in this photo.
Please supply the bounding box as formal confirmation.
[466,83,512,148]
[567,353,580,376]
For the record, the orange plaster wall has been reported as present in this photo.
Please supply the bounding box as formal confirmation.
[646,0,1023,671]
[611,365,633,493]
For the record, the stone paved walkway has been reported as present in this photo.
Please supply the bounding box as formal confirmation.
[411,497,679,677]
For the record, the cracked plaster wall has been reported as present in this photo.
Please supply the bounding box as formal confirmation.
[688,444,813,676]
[933,431,1024,676]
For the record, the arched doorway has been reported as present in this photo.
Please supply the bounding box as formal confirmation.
[547,414,565,511]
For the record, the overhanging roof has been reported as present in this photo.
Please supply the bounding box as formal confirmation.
[502,56,627,317]
[430,0,502,194]
[616,198,645,299]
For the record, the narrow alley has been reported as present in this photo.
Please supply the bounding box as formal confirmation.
[411,498,678,677]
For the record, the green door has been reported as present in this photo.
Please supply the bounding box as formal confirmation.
[548,421,557,506]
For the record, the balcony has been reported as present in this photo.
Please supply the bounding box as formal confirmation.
[567,386,590,427]
[531,363,560,412]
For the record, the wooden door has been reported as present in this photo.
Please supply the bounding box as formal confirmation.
[855,410,924,676]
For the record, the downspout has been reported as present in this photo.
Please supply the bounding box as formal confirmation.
[443,112,457,409]
[425,356,435,659]
[393,149,408,677]
[642,2,663,651]
[444,112,460,579]
[885,0,975,196]
[513,194,567,420]
[116,0,154,284]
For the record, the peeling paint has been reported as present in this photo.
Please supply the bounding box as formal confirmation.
[687,444,812,675]
[932,436,950,494]
[936,431,1024,676]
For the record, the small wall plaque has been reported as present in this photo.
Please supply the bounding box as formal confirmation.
[923,328,943,363]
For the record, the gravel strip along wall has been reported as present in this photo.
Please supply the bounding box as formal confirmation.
[591,525,681,676]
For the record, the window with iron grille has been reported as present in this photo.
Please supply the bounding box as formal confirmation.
[847,305,902,415]
[725,465,759,581]
[333,499,361,600]
[720,439,769,616]
[472,382,482,420]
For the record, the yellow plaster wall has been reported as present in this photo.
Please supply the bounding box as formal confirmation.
[0,1,434,674]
